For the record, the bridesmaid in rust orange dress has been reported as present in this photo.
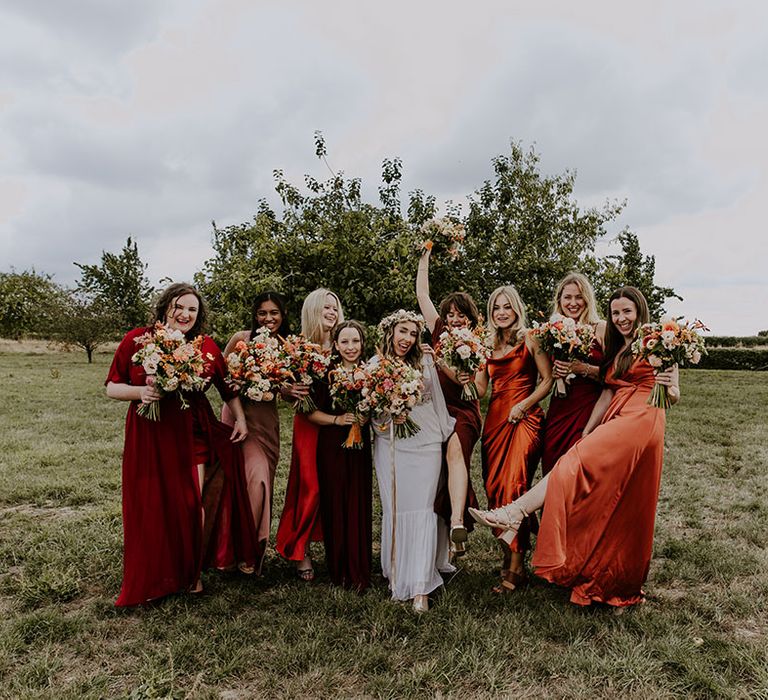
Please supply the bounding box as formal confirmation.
[471,286,680,608]
[540,272,606,476]
[475,285,552,592]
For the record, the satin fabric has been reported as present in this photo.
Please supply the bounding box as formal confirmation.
[532,359,666,607]
[314,374,373,591]
[540,339,604,476]
[481,340,544,553]
[431,318,481,531]
[221,397,280,575]
[275,411,323,561]
[107,328,258,607]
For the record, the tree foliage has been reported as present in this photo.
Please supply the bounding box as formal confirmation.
[0,269,63,339]
[197,138,678,338]
[595,230,682,319]
[74,237,154,333]
[50,291,118,363]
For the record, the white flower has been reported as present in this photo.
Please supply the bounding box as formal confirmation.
[456,345,472,360]
[648,355,663,368]
[691,350,702,364]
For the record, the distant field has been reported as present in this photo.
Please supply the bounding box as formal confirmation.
[0,351,766,699]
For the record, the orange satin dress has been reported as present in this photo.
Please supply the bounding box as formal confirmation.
[532,359,666,607]
[481,341,544,553]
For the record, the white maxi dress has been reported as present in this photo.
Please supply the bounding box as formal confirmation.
[372,354,456,601]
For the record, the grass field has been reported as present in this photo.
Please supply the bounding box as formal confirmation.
[0,349,766,699]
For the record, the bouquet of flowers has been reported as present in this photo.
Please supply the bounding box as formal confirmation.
[226,327,290,402]
[359,358,423,439]
[329,365,370,449]
[531,314,596,397]
[131,322,211,420]
[415,217,465,260]
[280,334,331,413]
[632,317,708,408]
[435,325,491,400]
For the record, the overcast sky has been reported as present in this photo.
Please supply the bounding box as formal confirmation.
[1,0,766,334]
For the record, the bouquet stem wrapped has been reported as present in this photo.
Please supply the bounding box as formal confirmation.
[632,317,708,409]
[530,315,596,398]
[329,365,370,449]
[434,325,490,401]
[131,323,211,421]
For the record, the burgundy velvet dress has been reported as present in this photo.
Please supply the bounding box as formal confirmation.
[540,339,604,476]
[314,374,373,590]
[107,328,258,607]
[431,318,481,530]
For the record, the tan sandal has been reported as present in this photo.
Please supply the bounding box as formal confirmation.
[492,569,527,594]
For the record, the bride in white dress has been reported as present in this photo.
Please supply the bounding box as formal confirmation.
[371,310,456,612]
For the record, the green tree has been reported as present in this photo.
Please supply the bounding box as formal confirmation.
[52,291,118,363]
[74,237,154,332]
[197,138,678,336]
[0,269,62,339]
[596,230,681,319]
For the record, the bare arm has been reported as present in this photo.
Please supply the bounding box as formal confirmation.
[307,410,356,427]
[507,335,553,422]
[106,381,161,404]
[416,249,439,333]
[223,396,248,442]
[582,388,615,436]
[223,330,250,358]
[474,366,490,398]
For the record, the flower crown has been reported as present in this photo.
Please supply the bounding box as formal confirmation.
[378,309,425,334]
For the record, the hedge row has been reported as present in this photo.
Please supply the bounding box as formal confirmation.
[694,348,768,371]
[704,336,768,348]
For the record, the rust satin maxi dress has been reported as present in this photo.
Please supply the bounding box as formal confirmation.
[532,359,665,607]
[540,339,604,476]
[107,328,258,606]
[431,318,481,530]
[481,341,544,553]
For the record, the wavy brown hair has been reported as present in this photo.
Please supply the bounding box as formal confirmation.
[152,283,208,339]
[438,292,481,329]
[378,319,423,369]
[602,286,649,379]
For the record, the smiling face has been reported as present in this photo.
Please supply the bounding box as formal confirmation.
[444,303,470,329]
[165,293,199,335]
[256,299,283,334]
[321,294,339,331]
[610,297,638,340]
[491,293,516,329]
[559,282,586,321]
[393,321,419,358]
[334,326,363,365]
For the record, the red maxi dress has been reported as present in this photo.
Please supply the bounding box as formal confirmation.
[431,318,481,530]
[275,401,323,561]
[481,340,544,553]
[314,374,373,590]
[532,359,666,607]
[540,339,604,475]
[107,328,258,607]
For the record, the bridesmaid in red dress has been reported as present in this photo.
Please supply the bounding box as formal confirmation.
[474,285,552,593]
[106,283,257,605]
[416,246,482,557]
[471,287,680,608]
[308,321,372,591]
[540,272,606,476]
[221,291,292,575]
[275,288,344,580]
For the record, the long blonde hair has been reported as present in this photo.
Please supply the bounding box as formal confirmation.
[301,288,344,344]
[551,272,601,324]
[487,285,527,348]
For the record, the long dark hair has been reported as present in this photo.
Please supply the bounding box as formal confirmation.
[152,283,207,339]
[602,286,650,379]
[250,291,291,339]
